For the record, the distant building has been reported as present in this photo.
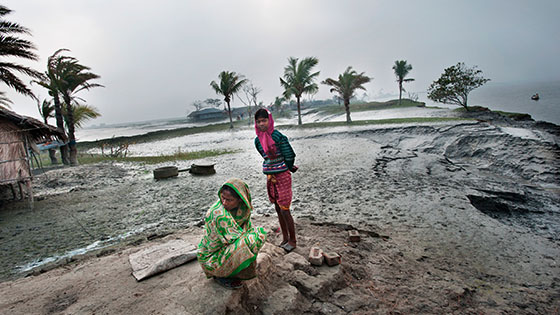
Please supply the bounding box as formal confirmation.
[187,108,226,121]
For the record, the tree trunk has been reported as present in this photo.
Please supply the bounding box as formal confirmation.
[398,81,403,105]
[226,100,233,129]
[43,117,59,165]
[296,96,302,126]
[53,94,70,165]
[463,95,469,111]
[64,96,79,166]
[345,99,352,123]
[48,149,58,164]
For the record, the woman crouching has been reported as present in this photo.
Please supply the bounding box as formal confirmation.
[197,178,267,289]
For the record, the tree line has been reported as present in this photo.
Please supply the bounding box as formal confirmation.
[210,56,489,128]
[2,4,490,154]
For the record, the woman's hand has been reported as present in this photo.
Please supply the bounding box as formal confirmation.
[290,165,299,173]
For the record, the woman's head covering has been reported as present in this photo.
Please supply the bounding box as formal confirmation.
[255,109,276,156]
[219,178,252,212]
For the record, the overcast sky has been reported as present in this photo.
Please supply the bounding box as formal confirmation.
[3,0,560,124]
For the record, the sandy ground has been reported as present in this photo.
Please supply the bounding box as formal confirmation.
[1,109,559,314]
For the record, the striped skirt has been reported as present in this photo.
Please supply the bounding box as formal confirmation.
[267,171,292,210]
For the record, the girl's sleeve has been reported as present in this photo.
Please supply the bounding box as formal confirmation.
[277,133,296,170]
[254,137,265,158]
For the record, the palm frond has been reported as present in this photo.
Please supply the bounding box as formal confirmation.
[0,90,13,109]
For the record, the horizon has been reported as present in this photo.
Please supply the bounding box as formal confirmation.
[2,0,560,125]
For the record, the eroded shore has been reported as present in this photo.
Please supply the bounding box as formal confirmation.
[1,110,559,313]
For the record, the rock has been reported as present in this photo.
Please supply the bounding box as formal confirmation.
[284,252,310,268]
[261,284,300,314]
[332,287,379,312]
[290,265,344,297]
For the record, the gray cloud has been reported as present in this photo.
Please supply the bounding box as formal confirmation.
[3,0,559,124]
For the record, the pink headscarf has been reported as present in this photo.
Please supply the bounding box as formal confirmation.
[255,110,277,156]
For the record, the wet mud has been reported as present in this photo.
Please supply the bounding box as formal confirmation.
[0,111,559,313]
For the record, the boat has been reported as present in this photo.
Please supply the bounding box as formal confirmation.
[531,93,539,101]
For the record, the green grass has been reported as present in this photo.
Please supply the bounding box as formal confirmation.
[318,99,426,115]
[289,116,472,129]
[453,106,532,120]
[32,149,239,167]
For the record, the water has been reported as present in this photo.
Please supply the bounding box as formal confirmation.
[76,117,229,142]
[77,80,560,142]
[418,80,560,125]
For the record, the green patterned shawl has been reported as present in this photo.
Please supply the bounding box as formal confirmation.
[197,178,267,278]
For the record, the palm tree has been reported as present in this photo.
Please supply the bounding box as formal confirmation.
[210,71,247,129]
[280,57,320,125]
[321,66,371,123]
[0,5,42,99]
[64,103,101,129]
[271,96,285,113]
[56,55,103,165]
[32,49,72,164]
[392,60,414,105]
[37,98,58,164]
[0,91,13,109]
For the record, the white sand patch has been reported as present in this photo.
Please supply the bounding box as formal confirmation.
[498,126,541,140]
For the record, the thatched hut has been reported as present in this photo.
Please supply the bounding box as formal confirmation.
[0,108,65,206]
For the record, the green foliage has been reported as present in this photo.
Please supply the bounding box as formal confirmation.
[77,149,238,165]
[0,5,43,99]
[321,66,371,123]
[290,117,472,129]
[318,99,425,114]
[392,60,414,105]
[280,56,320,125]
[427,62,490,110]
[210,71,248,128]
[37,148,238,166]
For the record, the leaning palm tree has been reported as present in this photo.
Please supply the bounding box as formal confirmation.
[36,98,58,164]
[210,71,247,129]
[280,57,320,125]
[321,66,371,123]
[0,5,42,100]
[392,60,414,105]
[56,56,103,165]
[32,49,72,164]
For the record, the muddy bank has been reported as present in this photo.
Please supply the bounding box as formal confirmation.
[0,111,559,313]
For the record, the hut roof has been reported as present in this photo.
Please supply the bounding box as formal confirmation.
[0,108,66,142]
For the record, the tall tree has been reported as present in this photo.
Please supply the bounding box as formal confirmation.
[36,98,58,164]
[56,54,103,165]
[280,57,320,125]
[32,49,72,164]
[427,62,490,111]
[210,71,247,129]
[321,66,371,123]
[0,5,43,100]
[392,60,414,105]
